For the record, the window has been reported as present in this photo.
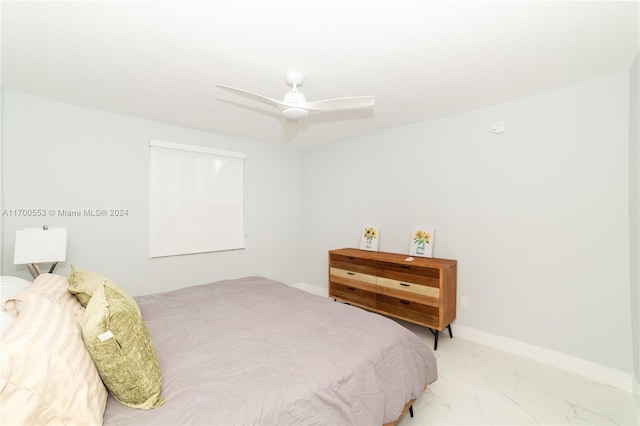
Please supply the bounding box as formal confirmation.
[149,140,246,258]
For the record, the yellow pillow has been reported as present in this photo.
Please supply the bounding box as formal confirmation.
[82,283,164,410]
[68,265,140,316]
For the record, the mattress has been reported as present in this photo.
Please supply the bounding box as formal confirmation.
[102,276,437,425]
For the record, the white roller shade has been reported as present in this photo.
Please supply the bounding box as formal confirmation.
[149,140,246,258]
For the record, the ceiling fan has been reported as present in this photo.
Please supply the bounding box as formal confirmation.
[216,72,375,121]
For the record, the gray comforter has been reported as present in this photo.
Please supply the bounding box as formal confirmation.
[103,276,437,425]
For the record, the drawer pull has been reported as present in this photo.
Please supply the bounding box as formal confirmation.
[400,300,410,305]
[401,265,411,269]
[347,272,356,276]
[399,283,410,287]
[347,287,356,291]
[347,256,355,260]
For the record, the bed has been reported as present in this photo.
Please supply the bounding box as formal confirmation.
[1,273,437,425]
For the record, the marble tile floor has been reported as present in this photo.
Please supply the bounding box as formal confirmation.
[395,321,639,426]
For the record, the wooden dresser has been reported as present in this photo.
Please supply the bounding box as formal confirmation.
[328,248,457,350]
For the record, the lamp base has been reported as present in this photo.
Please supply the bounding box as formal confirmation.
[26,262,59,279]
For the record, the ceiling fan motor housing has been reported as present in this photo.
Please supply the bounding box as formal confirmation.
[282,75,309,120]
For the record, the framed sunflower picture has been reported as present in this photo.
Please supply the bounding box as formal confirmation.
[359,225,380,251]
[409,226,434,257]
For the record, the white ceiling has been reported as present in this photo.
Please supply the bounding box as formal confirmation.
[2,1,638,149]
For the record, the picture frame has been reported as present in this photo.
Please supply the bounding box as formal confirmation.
[359,225,380,251]
[409,226,434,257]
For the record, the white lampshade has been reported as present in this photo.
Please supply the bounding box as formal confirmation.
[14,227,67,264]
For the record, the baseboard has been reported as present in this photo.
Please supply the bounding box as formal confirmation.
[290,282,327,297]
[454,324,634,393]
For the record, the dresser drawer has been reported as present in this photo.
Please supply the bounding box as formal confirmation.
[376,261,440,288]
[376,277,439,306]
[329,267,376,292]
[330,254,376,275]
[330,282,376,309]
[376,294,439,329]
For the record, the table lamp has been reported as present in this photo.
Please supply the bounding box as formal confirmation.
[14,226,67,278]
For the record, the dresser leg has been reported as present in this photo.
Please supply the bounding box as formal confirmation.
[447,324,453,339]
[409,405,414,418]
[428,328,440,350]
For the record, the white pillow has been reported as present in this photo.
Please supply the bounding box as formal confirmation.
[0,276,32,335]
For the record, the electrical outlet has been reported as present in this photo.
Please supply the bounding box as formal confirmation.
[460,296,469,308]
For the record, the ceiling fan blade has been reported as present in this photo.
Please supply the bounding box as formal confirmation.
[298,96,375,112]
[216,84,287,109]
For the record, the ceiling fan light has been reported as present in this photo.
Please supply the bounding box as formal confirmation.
[282,107,308,121]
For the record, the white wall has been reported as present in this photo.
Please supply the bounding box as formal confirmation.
[0,2,3,275]
[302,72,633,374]
[629,53,640,391]
[1,91,304,295]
